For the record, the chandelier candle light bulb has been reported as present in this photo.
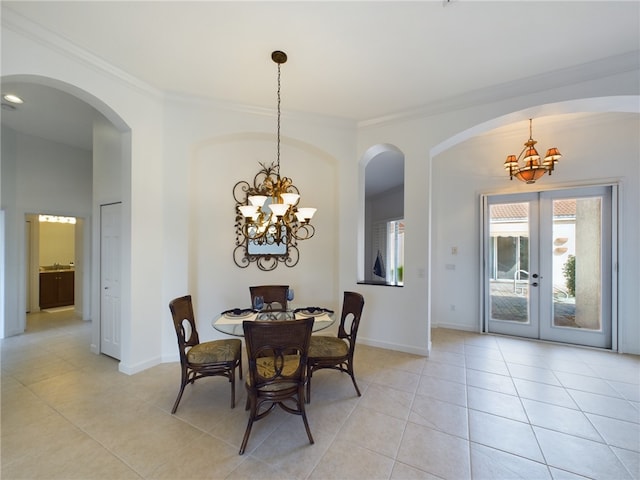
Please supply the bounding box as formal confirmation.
[248,195,268,207]
[296,208,317,223]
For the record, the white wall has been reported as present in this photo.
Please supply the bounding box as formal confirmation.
[0,127,91,335]
[5,130,92,212]
[2,12,638,369]
[2,16,354,370]
[160,97,353,361]
[91,115,125,353]
[1,19,162,375]
[357,89,639,354]
[1,126,19,336]
[39,222,75,266]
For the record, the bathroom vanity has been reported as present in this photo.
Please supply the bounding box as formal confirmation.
[39,267,74,309]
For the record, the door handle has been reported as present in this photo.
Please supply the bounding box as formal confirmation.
[532,282,538,287]
[532,274,539,279]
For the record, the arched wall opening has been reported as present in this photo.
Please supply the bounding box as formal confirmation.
[358,143,405,285]
[427,95,639,352]
[0,74,131,361]
[182,131,339,344]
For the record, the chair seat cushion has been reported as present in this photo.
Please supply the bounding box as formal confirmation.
[308,336,348,358]
[187,339,241,364]
[257,354,301,377]
[245,355,301,387]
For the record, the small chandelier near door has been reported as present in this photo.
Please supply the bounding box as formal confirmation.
[233,50,316,271]
[504,119,562,184]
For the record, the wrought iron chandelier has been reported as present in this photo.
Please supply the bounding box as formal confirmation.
[503,119,562,184]
[233,50,316,271]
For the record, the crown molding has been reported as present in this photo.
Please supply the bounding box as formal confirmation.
[3,8,355,130]
[4,6,637,131]
[358,50,640,129]
[164,90,356,130]
[2,7,164,100]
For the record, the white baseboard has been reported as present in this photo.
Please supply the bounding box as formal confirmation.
[358,336,429,357]
[433,322,480,333]
[118,355,163,375]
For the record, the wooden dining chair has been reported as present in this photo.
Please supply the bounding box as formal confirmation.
[306,291,365,403]
[239,317,314,455]
[169,295,242,413]
[249,285,289,311]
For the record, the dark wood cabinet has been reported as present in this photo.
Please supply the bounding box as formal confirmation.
[39,271,74,309]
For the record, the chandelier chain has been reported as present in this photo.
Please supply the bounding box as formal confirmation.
[232,50,316,271]
[276,62,281,176]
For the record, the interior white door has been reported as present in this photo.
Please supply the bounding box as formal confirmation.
[100,202,121,359]
[484,186,614,349]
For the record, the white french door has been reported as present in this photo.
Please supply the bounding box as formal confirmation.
[483,186,615,349]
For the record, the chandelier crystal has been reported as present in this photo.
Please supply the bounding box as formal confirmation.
[233,50,316,271]
[504,119,562,184]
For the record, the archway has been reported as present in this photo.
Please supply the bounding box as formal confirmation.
[359,143,405,285]
[427,96,640,347]
[1,75,131,358]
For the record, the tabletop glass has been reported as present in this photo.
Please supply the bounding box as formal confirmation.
[213,307,335,337]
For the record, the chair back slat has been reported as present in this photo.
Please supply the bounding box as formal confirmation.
[168,294,242,413]
[338,291,365,347]
[243,318,313,389]
[249,285,289,311]
[169,295,200,351]
[240,317,315,454]
[305,291,365,403]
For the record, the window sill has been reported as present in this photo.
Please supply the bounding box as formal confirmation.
[357,281,404,287]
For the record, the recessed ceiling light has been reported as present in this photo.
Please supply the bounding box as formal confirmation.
[3,94,24,104]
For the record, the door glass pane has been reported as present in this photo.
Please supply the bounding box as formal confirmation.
[489,203,530,323]
[552,197,602,330]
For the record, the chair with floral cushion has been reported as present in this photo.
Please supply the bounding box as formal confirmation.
[239,317,314,455]
[169,295,242,413]
[249,285,289,311]
[306,291,365,403]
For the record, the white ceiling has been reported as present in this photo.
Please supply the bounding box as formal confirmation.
[1,82,100,151]
[1,1,639,152]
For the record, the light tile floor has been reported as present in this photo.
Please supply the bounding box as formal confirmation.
[2,309,639,479]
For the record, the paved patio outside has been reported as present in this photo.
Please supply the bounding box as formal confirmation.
[491,281,578,328]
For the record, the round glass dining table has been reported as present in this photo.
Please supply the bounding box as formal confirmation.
[212,308,335,337]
